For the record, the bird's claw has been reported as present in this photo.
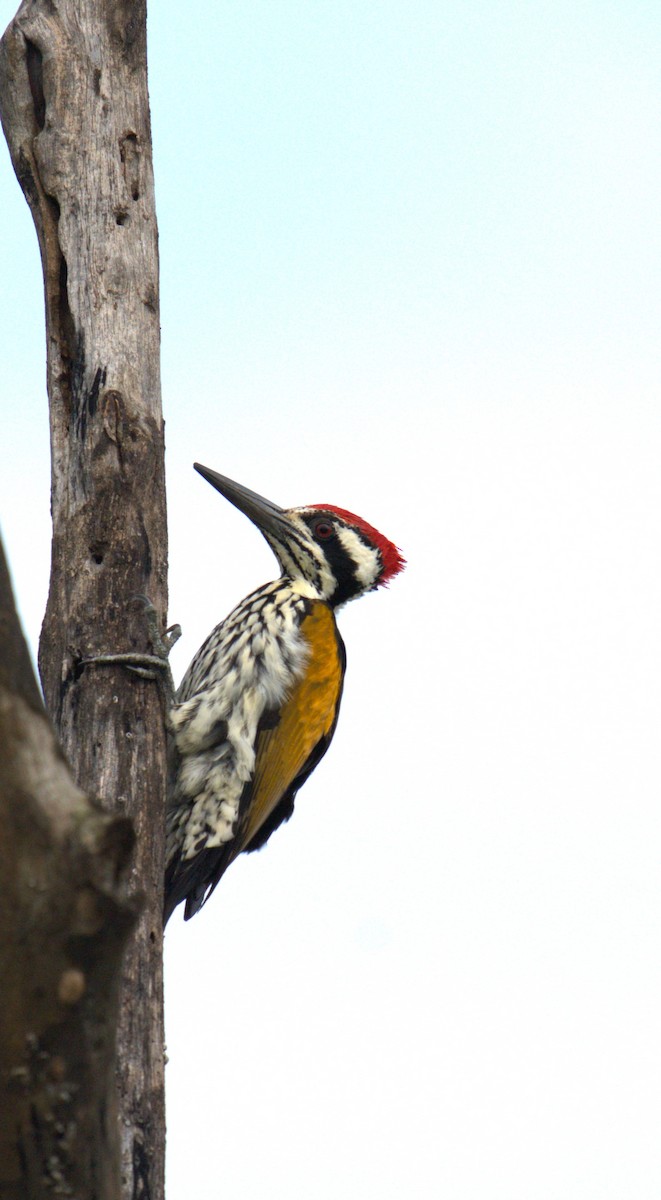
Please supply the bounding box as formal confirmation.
[133,594,182,661]
[83,596,180,709]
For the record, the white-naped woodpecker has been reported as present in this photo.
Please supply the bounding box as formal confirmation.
[164,463,405,924]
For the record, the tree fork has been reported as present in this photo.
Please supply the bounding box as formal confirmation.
[0,533,140,1200]
[0,0,168,1196]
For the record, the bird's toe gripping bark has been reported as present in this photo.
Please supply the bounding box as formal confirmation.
[82,595,181,712]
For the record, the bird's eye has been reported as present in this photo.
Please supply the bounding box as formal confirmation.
[312,518,334,540]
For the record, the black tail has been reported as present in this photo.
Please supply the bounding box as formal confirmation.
[163,843,235,926]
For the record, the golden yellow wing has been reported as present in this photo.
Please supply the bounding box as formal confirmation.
[238,601,345,853]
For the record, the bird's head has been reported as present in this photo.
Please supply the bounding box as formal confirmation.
[194,463,405,607]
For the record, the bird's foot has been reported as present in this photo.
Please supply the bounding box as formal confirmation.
[82,595,181,710]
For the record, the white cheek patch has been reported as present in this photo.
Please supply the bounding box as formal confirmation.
[336,525,381,589]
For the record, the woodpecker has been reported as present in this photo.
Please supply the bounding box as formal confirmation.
[164,463,405,924]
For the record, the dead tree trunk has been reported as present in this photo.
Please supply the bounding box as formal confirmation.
[0,534,138,1198]
[0,0,168,1196]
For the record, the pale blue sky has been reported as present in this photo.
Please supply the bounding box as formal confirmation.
[1,3,661,1197]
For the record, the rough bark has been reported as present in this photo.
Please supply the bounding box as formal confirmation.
[0,0,168,1196]
[0,534,138,1199]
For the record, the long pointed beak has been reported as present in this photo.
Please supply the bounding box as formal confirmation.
[194,463,290,540]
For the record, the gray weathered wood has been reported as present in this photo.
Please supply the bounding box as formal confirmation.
[0,0,168,1195]
[0,532,138,1200]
